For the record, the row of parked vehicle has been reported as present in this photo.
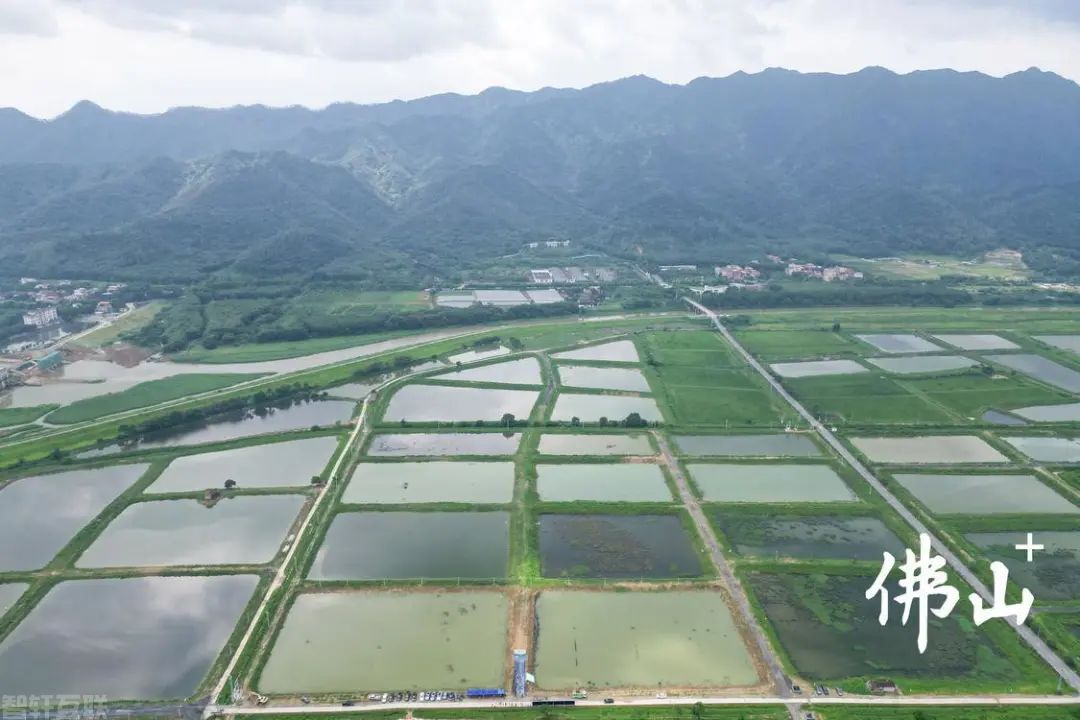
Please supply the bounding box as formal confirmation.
[364,691,462,703]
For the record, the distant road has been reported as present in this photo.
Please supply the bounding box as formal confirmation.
[684,297,1080,694]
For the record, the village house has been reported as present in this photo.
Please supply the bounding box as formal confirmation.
[22,306,59,328]
[715,264,761,282]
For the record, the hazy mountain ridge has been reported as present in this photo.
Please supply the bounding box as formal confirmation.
[2,67,1080,279]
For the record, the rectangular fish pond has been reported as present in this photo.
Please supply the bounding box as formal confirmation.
[0,574,257,699]
[432,357,542,385]
[711,514,906,560]
[381,384,538,422]
[534,590,759,689]
[309,511,509,580]
[551,340,640,363]
[556,365,652,392]
[687,464,857,503]
[892,473,1077,515]
[538,433,654,456]
[933,334,1020,351]
[76,495,307,568]
[769,359,868,378]
[674,434,820,458]
[850,435,1009,464]
[536,463,672,502]
[855,334,943,354]
[538,514,703,579]
[366,432,521,456]
[550,394,663,423]
[343,461,515,504]
[867,355,977,375]
[258,590,507,693]
[985,353,1080,394]
[1002,436,1080,462]
[966,531,1080,601]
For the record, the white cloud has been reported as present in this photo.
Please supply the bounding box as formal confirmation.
[0,0,1077,118]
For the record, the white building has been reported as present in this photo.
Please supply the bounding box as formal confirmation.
[22,307,59,328]
[529,269,555,284]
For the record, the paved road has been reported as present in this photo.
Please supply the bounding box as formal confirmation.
[652,431,795,715]
[684,297,1080,694]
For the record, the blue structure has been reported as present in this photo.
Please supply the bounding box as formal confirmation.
[513,649,527,697]
[466,688,506,699]
[34,351,63,371]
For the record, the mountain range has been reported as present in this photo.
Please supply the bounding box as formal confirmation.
[2,66,1080,281]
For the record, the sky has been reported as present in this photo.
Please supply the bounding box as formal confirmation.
[2,0,1079,118]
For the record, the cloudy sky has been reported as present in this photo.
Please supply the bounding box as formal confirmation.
[2,0,1079,118]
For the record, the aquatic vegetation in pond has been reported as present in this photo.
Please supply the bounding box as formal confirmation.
[538,514,702,579]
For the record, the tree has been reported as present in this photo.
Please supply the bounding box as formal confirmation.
[831,321,841,332]
[571,416,581,427]
[623,412,647,428]
[691,702,705,720]
[310,475,322,485]
[598,416,609,427]
[224,478,237,489]
[501,413,516,428]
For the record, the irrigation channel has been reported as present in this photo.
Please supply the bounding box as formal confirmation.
[684,297,1080,695]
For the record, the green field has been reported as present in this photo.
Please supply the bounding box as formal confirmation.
[641,330,789,427]
[45,373,264,424]
[0,405,56,428]
[70,301,165,348]
[785,373,955,425]
[735,329,864,361]
[738,307,1079,334]
[900,373,1073,418]
[836,253,1030,281]
[172,329,422,363]
[818,707,1079,720]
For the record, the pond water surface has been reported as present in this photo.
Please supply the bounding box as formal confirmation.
[985,354,1080,393]
[258,591,507,693]
[688,464,856,503]
[0,464,148,571]
[932,334,1019,351]
[538,433,653,456]
[552,340,640,363]
[366,432,521,456]
[538,514,701,579]
[1002,436,1080,462]
[966,531,1080,600]
[855,334,943,354]
[149,436,339,492]
[1012,402,1080,422]
[536,463,672,502]
[851,435,1009,464]
[1034,335,1080,355]
[770,360,867,378]
[551,394,662,422]
[713,515,905,560]
[382,384,538,422]
[344,462,515,504]
[310,511,509,580]
[674,434,820,457]
[0,574,257,699]
[893,473,1076,514]
[557,365,651,392]
[77,495,306,567]
[433,358,542,385]
[0,584,26,615]
[535,591,757,689]
[867,355,977,374]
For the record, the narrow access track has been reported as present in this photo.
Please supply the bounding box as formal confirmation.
[684,297,1080,693]
[653,431,798,719]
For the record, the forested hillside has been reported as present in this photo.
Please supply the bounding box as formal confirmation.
[2,67,1080,279]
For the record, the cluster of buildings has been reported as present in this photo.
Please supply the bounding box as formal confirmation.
[715,264,761,282]
[524,239,571,249]
[11,279,125,329]
[784,263,863,282]
[528,267,616,285]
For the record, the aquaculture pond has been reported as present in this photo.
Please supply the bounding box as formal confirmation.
[149,436,339,493]
[981,410,1027,426]
[446,346,509,364]
[687,464,856,503]
[0,584,26,615]
[258,591,507,693]
[674,434,821,458]
[77,495,306,568]
[966,531,1080,601]
[81,399,355,456]
[893,473,1076,515]
[343,461,515,504]
[538,433,653,456]
[867,355,977,374]
[1011,402,1080,422]
[556,365,651,392]
[747,572,1022,682]
[538,514,702,579]
[550,394,663,423]
[769,360,867,378]
[534,591,758,689]
[0,574,257,699]
[712,515,905,560]
[310,511,509,580]
[985,354,1080,394]
[1002,436,1080,462]
[433,357,542,385]
[1035,335,1080,355]
[933,334,1020,351]
[536,463,672,502]
[0,464,148,571]
[551,340,640,363]
[850,435,1009,464]
[366,432,521,456]
[856,334,943,354]
[381,384,538,422]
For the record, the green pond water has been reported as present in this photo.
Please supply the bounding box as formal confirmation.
[0,464,148,571]
[538,514,702,579]
[966,531,1080,600]
[150,436,339,493]
[893,473,1077,514]
[310,511,509,580]
[382,384,538,422]
[433,358,542,385]
[1002,436,1080,462]
[687,464,856,503]
[986,353,1080,393]
[0,574,257,699]
[538,433,654,455]
[534,591,758,689]
[536,463,672,502]
[770,360,868,378]
[344,461,515,504]
[747,572,1020,682]
[557,365,651,392]
[933,334,1019,351]
[77,495,306,567]
[258,591,507,693]
[674,434,820,457]
[0,584,27,615]
[867,355,977,374]
[714,515,905,560]
[855,334,943,354]
[552,340,640,363]
[551,394,662,422]
[367,432,521,456]
[851,435,1009,464]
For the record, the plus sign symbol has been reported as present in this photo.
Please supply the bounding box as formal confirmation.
[1015,532,1045,562]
